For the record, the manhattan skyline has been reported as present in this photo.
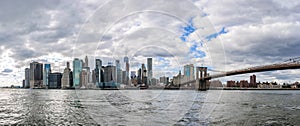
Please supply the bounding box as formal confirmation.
[0,0,300,87]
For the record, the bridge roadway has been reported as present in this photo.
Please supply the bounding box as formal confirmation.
[180,63,300,86]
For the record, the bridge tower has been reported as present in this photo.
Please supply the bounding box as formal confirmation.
[196,67,208,90]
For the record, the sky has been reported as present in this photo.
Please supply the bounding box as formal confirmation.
[0,0,300,86]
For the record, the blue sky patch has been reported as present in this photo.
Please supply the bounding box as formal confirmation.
[205,27,228,41]
[180,17,196,42]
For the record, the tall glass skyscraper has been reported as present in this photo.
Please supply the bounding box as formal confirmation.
[43,64,51,87]
[73,58,82,87]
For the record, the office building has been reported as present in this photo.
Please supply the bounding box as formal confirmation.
[61,62,72,89]
[160,76,169,85]
[43,64,51,87]
[80,67,90,88]
[73,58,82,87]
[30,62,43,88]
[48,72,62,89]
[250,74,257,87]
[184,64,195,82]
[116,60,122,84]
[124,56,130,85]
[147,58,153,85]
[95,59,102,87]
[24,68,30,88]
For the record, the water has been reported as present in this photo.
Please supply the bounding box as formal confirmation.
[0,89,300,125]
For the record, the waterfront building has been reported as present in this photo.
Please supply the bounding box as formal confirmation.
[151,78,159,85]
[209,80,223,87]
[101,64,118,88]
[250,74,257,87]
[147,58,153,85]
[29,62,43,88]
[95,59,102,87]
[48,72,62,89]
[61,62,72,89]
[73,58,82,88]
[160,76,169,85]
[141,64,147,84]
[24,68,30,88]
[43,64,51,87]
[124,56,130,85]
[173,71,184,86]
[122,71,126,84]
[137,68,142,84]
[116,60,122,84]
[80,67,90,88]
[183,64,195,82]
[227,80,236,87]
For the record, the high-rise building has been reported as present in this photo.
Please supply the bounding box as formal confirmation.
[147,58,153,85]
[122,71,126,84]
[29,62,43,88]
[61,62,72,89]
[43,64,51,87]
[24,68,30,88]
[95,59,102,87]
[48,72,62,89]
[83,55,89,67]
[102,65,117,88]
[124,56,129,85]
[184,64,195,82]
[73,58,82,88]
[160,76,169,85]
[116,60,122,84]
[137,68,142,84]
[250,74,257,87]
[80,67,90,88]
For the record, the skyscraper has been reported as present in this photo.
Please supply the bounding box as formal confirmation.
[80,67,90,88]
[116,60,122,84]
[30,62,43,88]
[43,64,51,87]
[95,59,102,87]
[73,58,82,88]
[124,56,129,85]
[81,56,91,87]
[61,62,72,89]
[147,58,152,85]
[184,64,195,82]
[141,64,147,84]
[24,68,30,88]
[48,72,62,89]
[83,55,89,67]
[102,65,117,88]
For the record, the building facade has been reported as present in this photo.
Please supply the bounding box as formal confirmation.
[30,62,43,88]
[61,62,72,89]
[48,73,62,89]
[43,64,51,87]
[73,58,82,88]
[147,58,153,85]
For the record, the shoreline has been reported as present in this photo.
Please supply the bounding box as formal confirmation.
[2,87,300,91]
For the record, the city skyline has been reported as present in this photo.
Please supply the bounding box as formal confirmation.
[0,0,300,87]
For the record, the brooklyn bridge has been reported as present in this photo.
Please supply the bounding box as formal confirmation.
[180,61,300,90]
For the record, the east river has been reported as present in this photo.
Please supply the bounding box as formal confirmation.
[0,89,300,125]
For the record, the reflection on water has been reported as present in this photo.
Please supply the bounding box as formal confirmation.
[0,89,300,125]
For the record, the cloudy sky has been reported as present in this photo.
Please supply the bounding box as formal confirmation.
[0,0,300,86]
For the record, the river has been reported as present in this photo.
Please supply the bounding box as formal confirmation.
[0,89,299,125]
